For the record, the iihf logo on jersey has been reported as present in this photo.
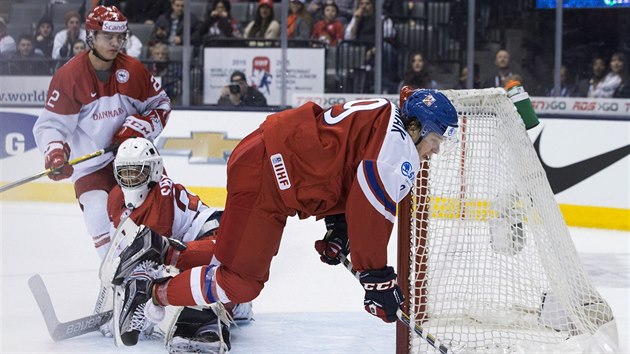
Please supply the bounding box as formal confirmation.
[115,69,130,83]
[270,153,291,190]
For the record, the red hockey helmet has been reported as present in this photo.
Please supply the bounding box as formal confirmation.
[85,5,127,33]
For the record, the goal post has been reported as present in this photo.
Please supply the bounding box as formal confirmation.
[396,88,619,353]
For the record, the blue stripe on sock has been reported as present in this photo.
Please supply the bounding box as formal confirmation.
[203,265,217,303]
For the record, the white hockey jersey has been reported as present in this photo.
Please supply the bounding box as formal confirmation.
[33,51,171,181]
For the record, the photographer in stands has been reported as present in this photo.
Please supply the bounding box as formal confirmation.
[217,70,267,107]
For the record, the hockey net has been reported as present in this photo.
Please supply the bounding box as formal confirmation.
[396,88,618,353]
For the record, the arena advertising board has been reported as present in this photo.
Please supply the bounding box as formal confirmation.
[203,47,325,106]
[0,76,162,106]
[1,98,628,229]
[0,76,50,106]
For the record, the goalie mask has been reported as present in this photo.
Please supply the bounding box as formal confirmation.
[114,138,163,209]
[401,88,458,140]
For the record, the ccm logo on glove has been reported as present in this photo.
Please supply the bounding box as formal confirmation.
[362,279,396,291]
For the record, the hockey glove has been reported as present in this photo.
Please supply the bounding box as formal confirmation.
[360,266,403,323]
[44,141,73,181]
[314,214,349,265]
[112,111,163,145]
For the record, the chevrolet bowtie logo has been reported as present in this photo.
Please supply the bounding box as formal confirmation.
[156,132,241,163]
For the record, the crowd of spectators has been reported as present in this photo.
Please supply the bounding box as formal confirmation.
[0,1,628,100]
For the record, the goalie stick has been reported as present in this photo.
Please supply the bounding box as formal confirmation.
[27,217,140,342]
[28,274,113,341]
[337,253,453,354]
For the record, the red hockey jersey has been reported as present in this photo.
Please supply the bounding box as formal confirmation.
[260,98,420,270]
[108,176,217,242]
[33,51,171,181]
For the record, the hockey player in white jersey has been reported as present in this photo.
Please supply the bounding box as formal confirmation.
[32,5,171,260]
[107,138,252,352]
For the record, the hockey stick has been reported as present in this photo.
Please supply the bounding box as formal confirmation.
[337,253,452,354]
[0,144,119,193]
[27,218,139,342]
[28,274,113,341]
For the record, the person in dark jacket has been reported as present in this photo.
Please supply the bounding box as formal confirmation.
[217,70,267,107]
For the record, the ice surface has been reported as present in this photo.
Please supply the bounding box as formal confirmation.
[1,202,628,353]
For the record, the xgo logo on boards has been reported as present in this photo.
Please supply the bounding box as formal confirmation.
[0,112,38,159]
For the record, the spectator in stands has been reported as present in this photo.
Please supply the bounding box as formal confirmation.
[288,0,313,40]
[578,55,607,97]
[152,0,200,46]
[546,64,579,97]
[71,39,87,57]
[123,31,143,58]
[33,16,55,58]
[481,49,514,88]
[311,2,344,46]
[9,34,49,75]
[592,52,626,98]
[52,11,86,59]
[146,42,182,101]
[149,19,170,45]
[456,64,481,89]
[613,52,630,98]
[0,17,16,58]
[308,0,355,24]
[345,0,399,93]
[197,0,242,43]
[482,49,512,88]
[217,70,267,107]
[124,0,170,25]
[146,42,170,76]
[399,52,437,92]
[243,0,280,39]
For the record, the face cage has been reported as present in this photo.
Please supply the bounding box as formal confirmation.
[115,164,152,189]
[87,30,128,51]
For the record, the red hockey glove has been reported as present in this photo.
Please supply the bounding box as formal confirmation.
[360,266,403,323]
[44,141,73,181]
[112,113,157,146]
[314,214,349,265]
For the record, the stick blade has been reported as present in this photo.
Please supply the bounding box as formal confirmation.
[28,274,61,341]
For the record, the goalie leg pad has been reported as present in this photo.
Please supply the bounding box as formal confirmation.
[117,260,165,346]
[168,307,231,354]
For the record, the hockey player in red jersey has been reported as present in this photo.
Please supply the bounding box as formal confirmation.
[115,89,458,348]
[107,138,252,350]
[33,5,171,259]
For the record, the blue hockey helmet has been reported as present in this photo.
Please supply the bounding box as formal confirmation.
[402,89,458,139]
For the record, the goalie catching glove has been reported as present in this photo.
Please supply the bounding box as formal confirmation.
[44,141,73,180]
[112,110,166,146]
[360,266,403,323]
[314,214,349,265]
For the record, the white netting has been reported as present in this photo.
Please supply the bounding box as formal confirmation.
[403,88,616,353]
